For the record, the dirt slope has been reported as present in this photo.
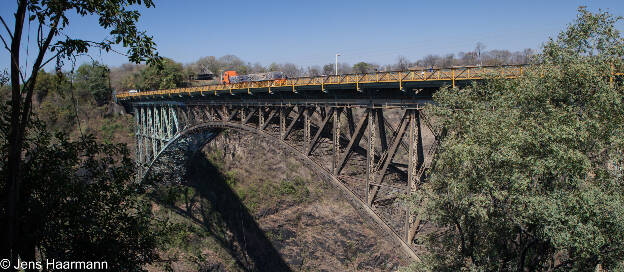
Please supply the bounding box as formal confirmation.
[151,129,409,271]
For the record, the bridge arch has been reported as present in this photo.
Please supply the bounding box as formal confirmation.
[133,101,438,262]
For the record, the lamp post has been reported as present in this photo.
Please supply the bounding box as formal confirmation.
[335,53,341,75]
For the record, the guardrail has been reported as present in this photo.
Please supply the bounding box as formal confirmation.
[116,64,621,100]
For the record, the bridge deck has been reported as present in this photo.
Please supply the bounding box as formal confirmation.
[117,65,528,100]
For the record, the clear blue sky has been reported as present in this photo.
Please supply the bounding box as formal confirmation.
[1,0,623,72]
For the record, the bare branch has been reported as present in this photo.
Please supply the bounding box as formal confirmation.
[0,21,26,84]
[19,15,59,135]
[0,15,14,40]
[0,32,26,84]
[37,21,42,49]
[39,49,64,69]
[0,33,9,52]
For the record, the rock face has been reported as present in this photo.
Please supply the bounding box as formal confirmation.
[176,129,409,271]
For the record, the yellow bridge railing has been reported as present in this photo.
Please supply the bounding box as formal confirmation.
[115,65,621,100]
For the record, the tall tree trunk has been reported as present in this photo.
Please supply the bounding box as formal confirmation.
[6,0,27,263]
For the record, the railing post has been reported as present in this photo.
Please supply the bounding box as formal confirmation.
[452,68,455,88]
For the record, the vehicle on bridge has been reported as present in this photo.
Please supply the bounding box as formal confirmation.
[222,70,287,84]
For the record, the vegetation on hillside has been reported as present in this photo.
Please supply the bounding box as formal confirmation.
[2,118,161,270]
[411,7,624,271]
[0,0,159,269]
[75,62,114,106]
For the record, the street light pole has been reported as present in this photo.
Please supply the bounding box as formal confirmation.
[335,53,341,75]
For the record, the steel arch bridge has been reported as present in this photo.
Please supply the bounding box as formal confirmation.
[118,64,574,261]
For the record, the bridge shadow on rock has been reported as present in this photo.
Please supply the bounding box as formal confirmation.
[161,151,292,272]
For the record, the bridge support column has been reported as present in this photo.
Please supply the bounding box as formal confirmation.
[161,106,167,140]
[155,106,162,150]
[366,107,375,205]
[148,107,157,160]
[304,107,311,152]
[279,107,286,138]
[134,107,142,168]
[376,109,388,152]
[165,106,172,139]
[332,108,341,175]
[345,108,355,140]
[368,110,409,206]
[204,106,213,121]
[222,105,228,121]
[141,107,149,163]
[240,107,245,124]
[407,109,425,243]
[171,106,180,133]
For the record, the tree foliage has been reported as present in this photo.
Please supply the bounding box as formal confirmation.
[1,0,158,265]
[75,62,112,105]
[353,62,373,73]
[136,58,185,90]
[414,7,624,271]
[0,109,160,270]
[33,69,70,102]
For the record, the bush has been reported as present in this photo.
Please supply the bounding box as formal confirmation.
[414,8,624,271]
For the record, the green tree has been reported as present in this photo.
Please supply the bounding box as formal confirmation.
[137,58,185,90]
[75,62,113,105]
[120,72,140,91]
[0,110,160,270]
[0,0,158,265]
[413,7,624,271]
[353,62,372,73]
[33,70,70,103]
